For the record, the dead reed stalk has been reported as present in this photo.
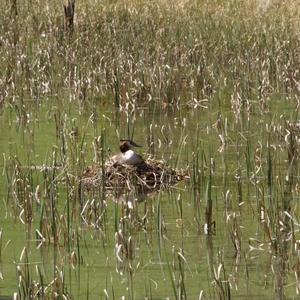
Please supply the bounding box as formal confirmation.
[63,0,75,31]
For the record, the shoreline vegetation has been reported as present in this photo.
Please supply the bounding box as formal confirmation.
[0,0,299,113]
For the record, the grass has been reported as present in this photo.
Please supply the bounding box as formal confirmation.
[0,0,300,299]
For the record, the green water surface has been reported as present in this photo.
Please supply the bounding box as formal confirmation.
[0,97,300,299]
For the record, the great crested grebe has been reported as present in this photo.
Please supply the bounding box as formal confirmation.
[111,139,146,166]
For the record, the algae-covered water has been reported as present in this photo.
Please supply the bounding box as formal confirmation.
[1,0,300,299]
[1,99,300,299]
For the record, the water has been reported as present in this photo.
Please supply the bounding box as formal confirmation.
[0,97,299,299]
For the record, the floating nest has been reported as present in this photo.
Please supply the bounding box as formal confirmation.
[80,158,188,192]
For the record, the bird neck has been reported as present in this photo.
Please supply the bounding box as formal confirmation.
[120,142,131,153]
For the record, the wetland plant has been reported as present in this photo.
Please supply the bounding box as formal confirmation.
[0,0,300,299]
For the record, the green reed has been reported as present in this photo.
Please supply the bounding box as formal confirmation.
[1,1,299,116]
[0,229,2,262]
[205,155,213,235]
[163,240,177,300]
[192,149,202,231]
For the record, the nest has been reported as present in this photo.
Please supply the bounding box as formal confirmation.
[80,158,188,192]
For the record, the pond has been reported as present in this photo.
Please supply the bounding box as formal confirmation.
[1,96,300,299]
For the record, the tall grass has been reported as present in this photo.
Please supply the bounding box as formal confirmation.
[0,0,299,114]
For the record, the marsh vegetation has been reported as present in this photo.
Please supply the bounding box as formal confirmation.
[0,0,300,298]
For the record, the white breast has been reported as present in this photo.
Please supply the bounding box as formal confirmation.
[123,150,143,165]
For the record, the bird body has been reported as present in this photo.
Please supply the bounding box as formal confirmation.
[111,140,145,166]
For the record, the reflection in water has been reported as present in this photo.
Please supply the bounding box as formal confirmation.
[273,122,298,300]
[107,184,162,204]
[3,110,300,298]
